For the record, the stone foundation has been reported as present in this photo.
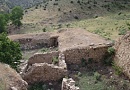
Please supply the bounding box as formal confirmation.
[62,78,80,90]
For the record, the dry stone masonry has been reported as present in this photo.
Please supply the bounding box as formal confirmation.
[28,51,59,65]
[9,28,114,90]
[9,33,58,50]
[22,51,67,84]
[62,78,80,90]
[22,63,67,84]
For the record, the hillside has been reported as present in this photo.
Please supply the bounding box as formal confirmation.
[6,0,130,40]
[0,0,47,12]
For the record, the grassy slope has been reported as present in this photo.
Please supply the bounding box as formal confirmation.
[12,0,129,40]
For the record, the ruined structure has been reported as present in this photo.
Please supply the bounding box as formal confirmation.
[114,32,130,79]
[62,78,80,90]
[9,28,113,89]
[22,51,67,84]
[9,32,58,50]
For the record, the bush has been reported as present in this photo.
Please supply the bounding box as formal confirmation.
[0,14,8,33]
[118,28,127,35]
[52,57,59,64]
[0,33,22,69]
[10,6,23,27]
[108,47,115,55]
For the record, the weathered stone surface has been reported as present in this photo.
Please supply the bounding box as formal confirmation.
[22,63,67,84]
[62,78,80,90]
[114,32,130,78]
[28,51,59,65]
[63,46,109,64]
[0,63,28,90]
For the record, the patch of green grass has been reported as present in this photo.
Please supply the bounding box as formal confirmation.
[78,72,115,90]
[52,56,59,64]
[112,62,123,76]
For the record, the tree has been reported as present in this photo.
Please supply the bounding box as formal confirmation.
[0,33,22,69]
[0,14,7,33]
[10,6,23,27]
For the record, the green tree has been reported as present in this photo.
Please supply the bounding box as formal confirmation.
[0,33,22,69]
[10,6,23,27]
[0,14,7,33]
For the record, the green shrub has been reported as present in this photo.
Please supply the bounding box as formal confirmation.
[108,47,115,55]
[0,33,22,69]
[52,57,59,64]
[118,28,127,35]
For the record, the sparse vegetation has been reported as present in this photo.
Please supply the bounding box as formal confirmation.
[28,83,47,90]
[108,47,115,55]
[112,62,123,75]
[52,56,59,64]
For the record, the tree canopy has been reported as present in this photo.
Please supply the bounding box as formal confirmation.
[0,33,22,69]
[10,6,23,27]
[0,14,8,33]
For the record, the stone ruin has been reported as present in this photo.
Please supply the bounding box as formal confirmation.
[21,51,67,84]
[9,33,59,50]
[62,78,80,90]
[9,28,114,90]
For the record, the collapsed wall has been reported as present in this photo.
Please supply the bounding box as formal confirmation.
[114,32,130,79]
[62,78,80,90]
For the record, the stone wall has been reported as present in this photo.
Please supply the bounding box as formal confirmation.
[22,63,67,84]
[62,78,80,90]
[9,33,59,50]
[28,51,59,65]
[58,52,67,69]
[114,32,130,79]
[63,45,111,65]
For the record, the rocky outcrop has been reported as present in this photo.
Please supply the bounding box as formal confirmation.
[0,63,28,90]
[62,78,80,90]
[114,32,130,78]
[22,63,67,84]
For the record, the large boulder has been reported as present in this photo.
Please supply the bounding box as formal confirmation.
[0,63,28,90]
[114,32,130,78]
